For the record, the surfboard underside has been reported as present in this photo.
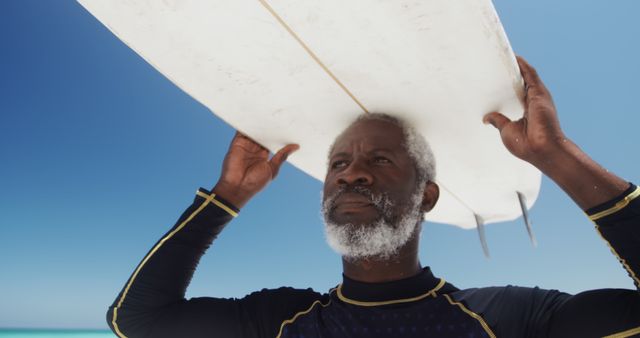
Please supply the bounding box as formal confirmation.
[78,0,541,230]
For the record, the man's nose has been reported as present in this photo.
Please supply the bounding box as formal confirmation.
[336,160,373,186]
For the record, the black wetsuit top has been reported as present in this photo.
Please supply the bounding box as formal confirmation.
[107,184,640,338]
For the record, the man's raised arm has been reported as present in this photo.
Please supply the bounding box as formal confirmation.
[212,133,299,209]
[484,57,629,209]
[484,56,640,336]
[105,135,317,338]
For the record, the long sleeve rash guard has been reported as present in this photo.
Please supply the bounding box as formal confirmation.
[107,185,640,338]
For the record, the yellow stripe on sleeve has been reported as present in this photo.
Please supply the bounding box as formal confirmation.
[603,326,640,338]
[275,299,332,338]
[443,294,496,338]
[196,190,239,217]
[111,196,213,338]
[593,224,640,288]
[589,186,640,221]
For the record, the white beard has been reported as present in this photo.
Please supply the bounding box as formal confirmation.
[321,186,424,260]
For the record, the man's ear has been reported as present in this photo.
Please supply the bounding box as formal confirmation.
[421,181,439,213]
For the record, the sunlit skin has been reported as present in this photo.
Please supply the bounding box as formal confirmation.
[324,120,432,225]
[212,56,628,284]
[323,119,439,282]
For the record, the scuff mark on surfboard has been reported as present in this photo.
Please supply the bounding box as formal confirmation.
[475,1,526,110]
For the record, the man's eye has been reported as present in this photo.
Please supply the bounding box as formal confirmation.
[331,160,347,169]
[374,157,391,164]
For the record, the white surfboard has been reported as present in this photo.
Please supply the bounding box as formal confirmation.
[78,0,541,237]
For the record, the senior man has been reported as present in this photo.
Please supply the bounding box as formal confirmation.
[107,57,640,337]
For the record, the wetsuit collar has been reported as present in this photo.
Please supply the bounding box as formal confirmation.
[338,267,445,305]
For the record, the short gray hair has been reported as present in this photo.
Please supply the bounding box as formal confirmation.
[329,113,436,184]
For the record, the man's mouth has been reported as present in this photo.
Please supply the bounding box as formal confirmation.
[330,190,372,207]
[328,191,379,218]
[335,200,374,210]
[322,186,392,221]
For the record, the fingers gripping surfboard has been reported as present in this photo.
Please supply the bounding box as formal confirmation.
[78,1,541,240]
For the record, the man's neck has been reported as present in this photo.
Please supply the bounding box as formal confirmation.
[341,235,422,283]
[342,256,422,283]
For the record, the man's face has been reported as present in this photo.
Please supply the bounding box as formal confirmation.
[322,119,425,259]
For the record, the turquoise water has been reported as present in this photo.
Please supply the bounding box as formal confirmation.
[0,330,114,338]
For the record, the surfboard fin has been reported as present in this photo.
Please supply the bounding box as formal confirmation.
[475,214,490,258]
[517,191,537,247]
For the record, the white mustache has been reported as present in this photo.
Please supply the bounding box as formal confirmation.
[323,186,394,220]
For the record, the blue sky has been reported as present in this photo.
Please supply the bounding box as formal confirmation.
[1,0,638,330]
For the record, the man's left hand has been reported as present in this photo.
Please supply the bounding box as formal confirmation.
[483,56,566,168]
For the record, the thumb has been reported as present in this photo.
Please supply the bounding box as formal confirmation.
[483,112,511,131]
[269,144,300,178]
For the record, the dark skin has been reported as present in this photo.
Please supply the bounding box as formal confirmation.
[323,119,439,282]
[213,56,628,283]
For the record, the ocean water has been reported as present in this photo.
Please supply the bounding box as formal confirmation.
[0,330,114,338]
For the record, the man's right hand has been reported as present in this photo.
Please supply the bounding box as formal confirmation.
[212,132,299,209]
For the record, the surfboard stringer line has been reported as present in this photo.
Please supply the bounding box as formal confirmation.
[257,0,370,114]
[256,0,535,255]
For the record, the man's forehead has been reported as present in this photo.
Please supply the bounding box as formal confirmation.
[330,119,406,154]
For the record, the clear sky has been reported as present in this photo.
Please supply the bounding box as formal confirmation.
[1,0,638,330]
